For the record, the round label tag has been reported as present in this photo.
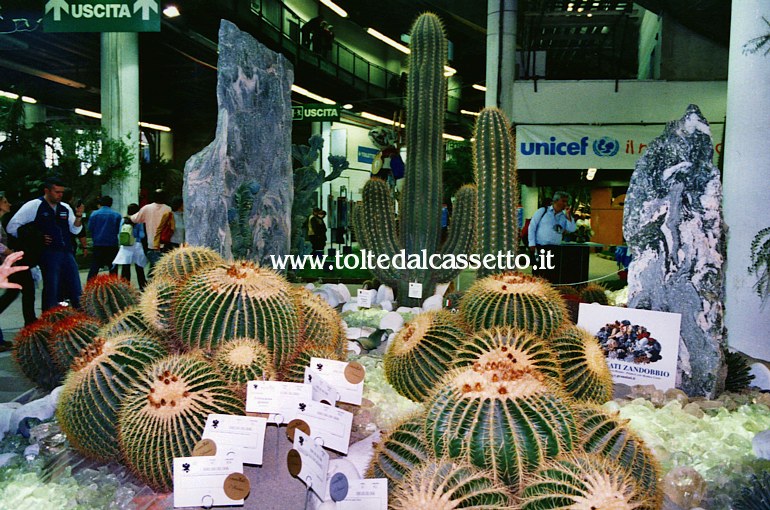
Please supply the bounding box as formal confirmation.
[286,419,311,442]
[192,438,217,457]
[329,472,349,502]
[223,472,251,500]
[287,449,303,477]
[344,361,365,384]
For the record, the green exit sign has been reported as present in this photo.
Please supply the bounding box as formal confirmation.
[43,0,160,33]
[292,104,340,122]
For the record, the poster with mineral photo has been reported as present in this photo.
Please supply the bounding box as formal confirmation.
[577,303,681,391]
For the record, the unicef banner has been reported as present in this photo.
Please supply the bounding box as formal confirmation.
[515,124,724,169]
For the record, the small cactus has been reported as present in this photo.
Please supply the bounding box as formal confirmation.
[119,354,244,491]
[580,283,609,305]
[459,272,566,339]
[12,321,62,390]
[151,245,224,284]
[384,310,468,402]
[213,338,276,385]
[366,413,431,486]
[82,274,140,323]
[48,313,100,370]
[293,287,346,356]
[549,325,614,404]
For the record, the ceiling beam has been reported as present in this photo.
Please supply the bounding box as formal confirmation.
[0,56,100,94]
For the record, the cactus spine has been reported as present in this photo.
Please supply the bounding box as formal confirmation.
[384,310,468,402]
[473,108,518,278]
[152,245,224,284]
[139,276,178,334]
[49,314,100,370]
[82,274,140,323]
[550,325,614,404]
[352,13,476,305]
[366,414,431,486]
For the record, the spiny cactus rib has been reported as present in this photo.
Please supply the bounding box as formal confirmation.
[39,305,79,324]
[82,274,140,323]
[473,108,518,278]
[425,362,576,488]
[293,287,346,356]
[391,460,514,510]
[353,179,402,284]
[519,452,659,510]
[174,262,299,369]
[453,326,562,383]
[580,283,609,305]
[550,325,614,404]
[433,184,478,284]
[460,272,566,339]
[213,338,276,385]
[281,344,344,383]
[56,333,167,461]
[384,310,468,402]
[366,413,431,487]
[48,314,100,370]
[119,354,244,491]
[139,276,178,333]
[574,403,663,504]
[152,245,224,284]
[12,321,62,390]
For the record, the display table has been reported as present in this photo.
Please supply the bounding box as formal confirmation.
[555,242,605,285]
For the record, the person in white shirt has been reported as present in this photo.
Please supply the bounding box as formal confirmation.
[527,191,577,284]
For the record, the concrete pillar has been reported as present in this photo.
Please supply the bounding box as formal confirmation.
[100,32,140,215]
[485,0,516,119]
[723,0,770,359]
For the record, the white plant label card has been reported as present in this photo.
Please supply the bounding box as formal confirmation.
[293,399,353,454]
[408,282,423,299]
[307,357,365,405]
[287,429,329,498]
[304,367,340,406]
[337,478,388,510]
[173,453,246,508]
[201,414,267,466]
[357,289,372,308]
[245,380,313,423]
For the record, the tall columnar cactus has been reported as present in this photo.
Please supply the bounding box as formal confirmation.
[139,276,178,334]
[459,272,566,339]
[390,460,513,510]
[549,325,614,404]
[366,413,431,487]
[151,246,224,284]
[119,354,244,491]
[48,314,100,371]
[12,321,62,390]
[425,359,576,488]
[293,287,346,355]
[213,338,276,385]
[82,274,140,323]
[473,107,518,278]
[519,452,659,510]
[173,262,299,369]
[352,13,476,306]
[383,310,468,402]
[56,333,167,461]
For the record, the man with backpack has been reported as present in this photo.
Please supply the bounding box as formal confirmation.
[86,195,122,280]
[113,203,148,289]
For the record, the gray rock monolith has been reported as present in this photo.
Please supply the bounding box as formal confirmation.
[183,20,293,264]
[624,104,726,398]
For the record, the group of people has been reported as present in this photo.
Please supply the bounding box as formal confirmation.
[0,178,184,351]
[300,16,335,58]
[595,320,662,363]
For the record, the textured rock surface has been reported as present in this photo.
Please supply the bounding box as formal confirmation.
[624,104,726,398]
[183,20,293,264]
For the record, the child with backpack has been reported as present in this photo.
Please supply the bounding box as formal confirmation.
[112,203,148,290]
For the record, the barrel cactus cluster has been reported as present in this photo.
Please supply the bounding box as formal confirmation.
[378,269,661,505]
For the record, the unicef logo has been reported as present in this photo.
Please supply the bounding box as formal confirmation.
[592,137,620,157]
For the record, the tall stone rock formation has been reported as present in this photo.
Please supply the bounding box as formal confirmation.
[183,20,293,264]
[624,104,726,398]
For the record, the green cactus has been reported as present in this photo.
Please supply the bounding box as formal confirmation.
[352,13,476,306]
[213,338,276,385]
[519,452,659,510]
[366,413,431,487]
[12,321,63,390]
[549,325,614,404]
[390,460,513,510]
[383,310,468,402]
[119,354,244,491]
[173,261,300,369]
[39,305,79,324]
[459,272,566,339]
[473,107,518,278]
[280,344,344,383]
[425,360,576,488]
[293,287,346,356]
[139,276,178,334]
[574,403,662,503]
[99,306,161,341]
[56,333,168,461]
[453,326,562,383]
[580,283,609,305]
[48,313,100,370]
[152,245,224,284]
[82,274,140,323]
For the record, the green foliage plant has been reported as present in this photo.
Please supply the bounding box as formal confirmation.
[749,226,770,307]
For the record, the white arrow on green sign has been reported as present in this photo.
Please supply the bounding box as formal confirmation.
[43,0,160,32]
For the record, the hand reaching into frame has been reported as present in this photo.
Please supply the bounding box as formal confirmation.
[0,251,29,289]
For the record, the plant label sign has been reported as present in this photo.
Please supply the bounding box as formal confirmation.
[307,358,365,405]
[201,414,267,466]
[245,381,312,424]
[173,453,245,507]
[577,303,681,391]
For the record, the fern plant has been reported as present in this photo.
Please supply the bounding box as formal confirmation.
[748,227,770,307]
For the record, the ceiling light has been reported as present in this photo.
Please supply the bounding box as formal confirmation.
[587,13,593,17]
[472,83,487,92]
[162,5,180,18]
[139,121,171,132]
[442,133,465,142]
[444,66,456,77]
[460,109,479,116]
[577,7,584,12]
[342,103,353,109]
[586,167,597,180]
[361,111,405,127]
[320,0,347,18]
[75,108,102,119]
[0,90,18,100]
[291,85,336,105]
[22,96,37,104]
[366,28,410,54]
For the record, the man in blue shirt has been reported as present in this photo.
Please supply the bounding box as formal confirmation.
[86,195,122,280]
[527,191,577,284]
[7,178,85,310]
